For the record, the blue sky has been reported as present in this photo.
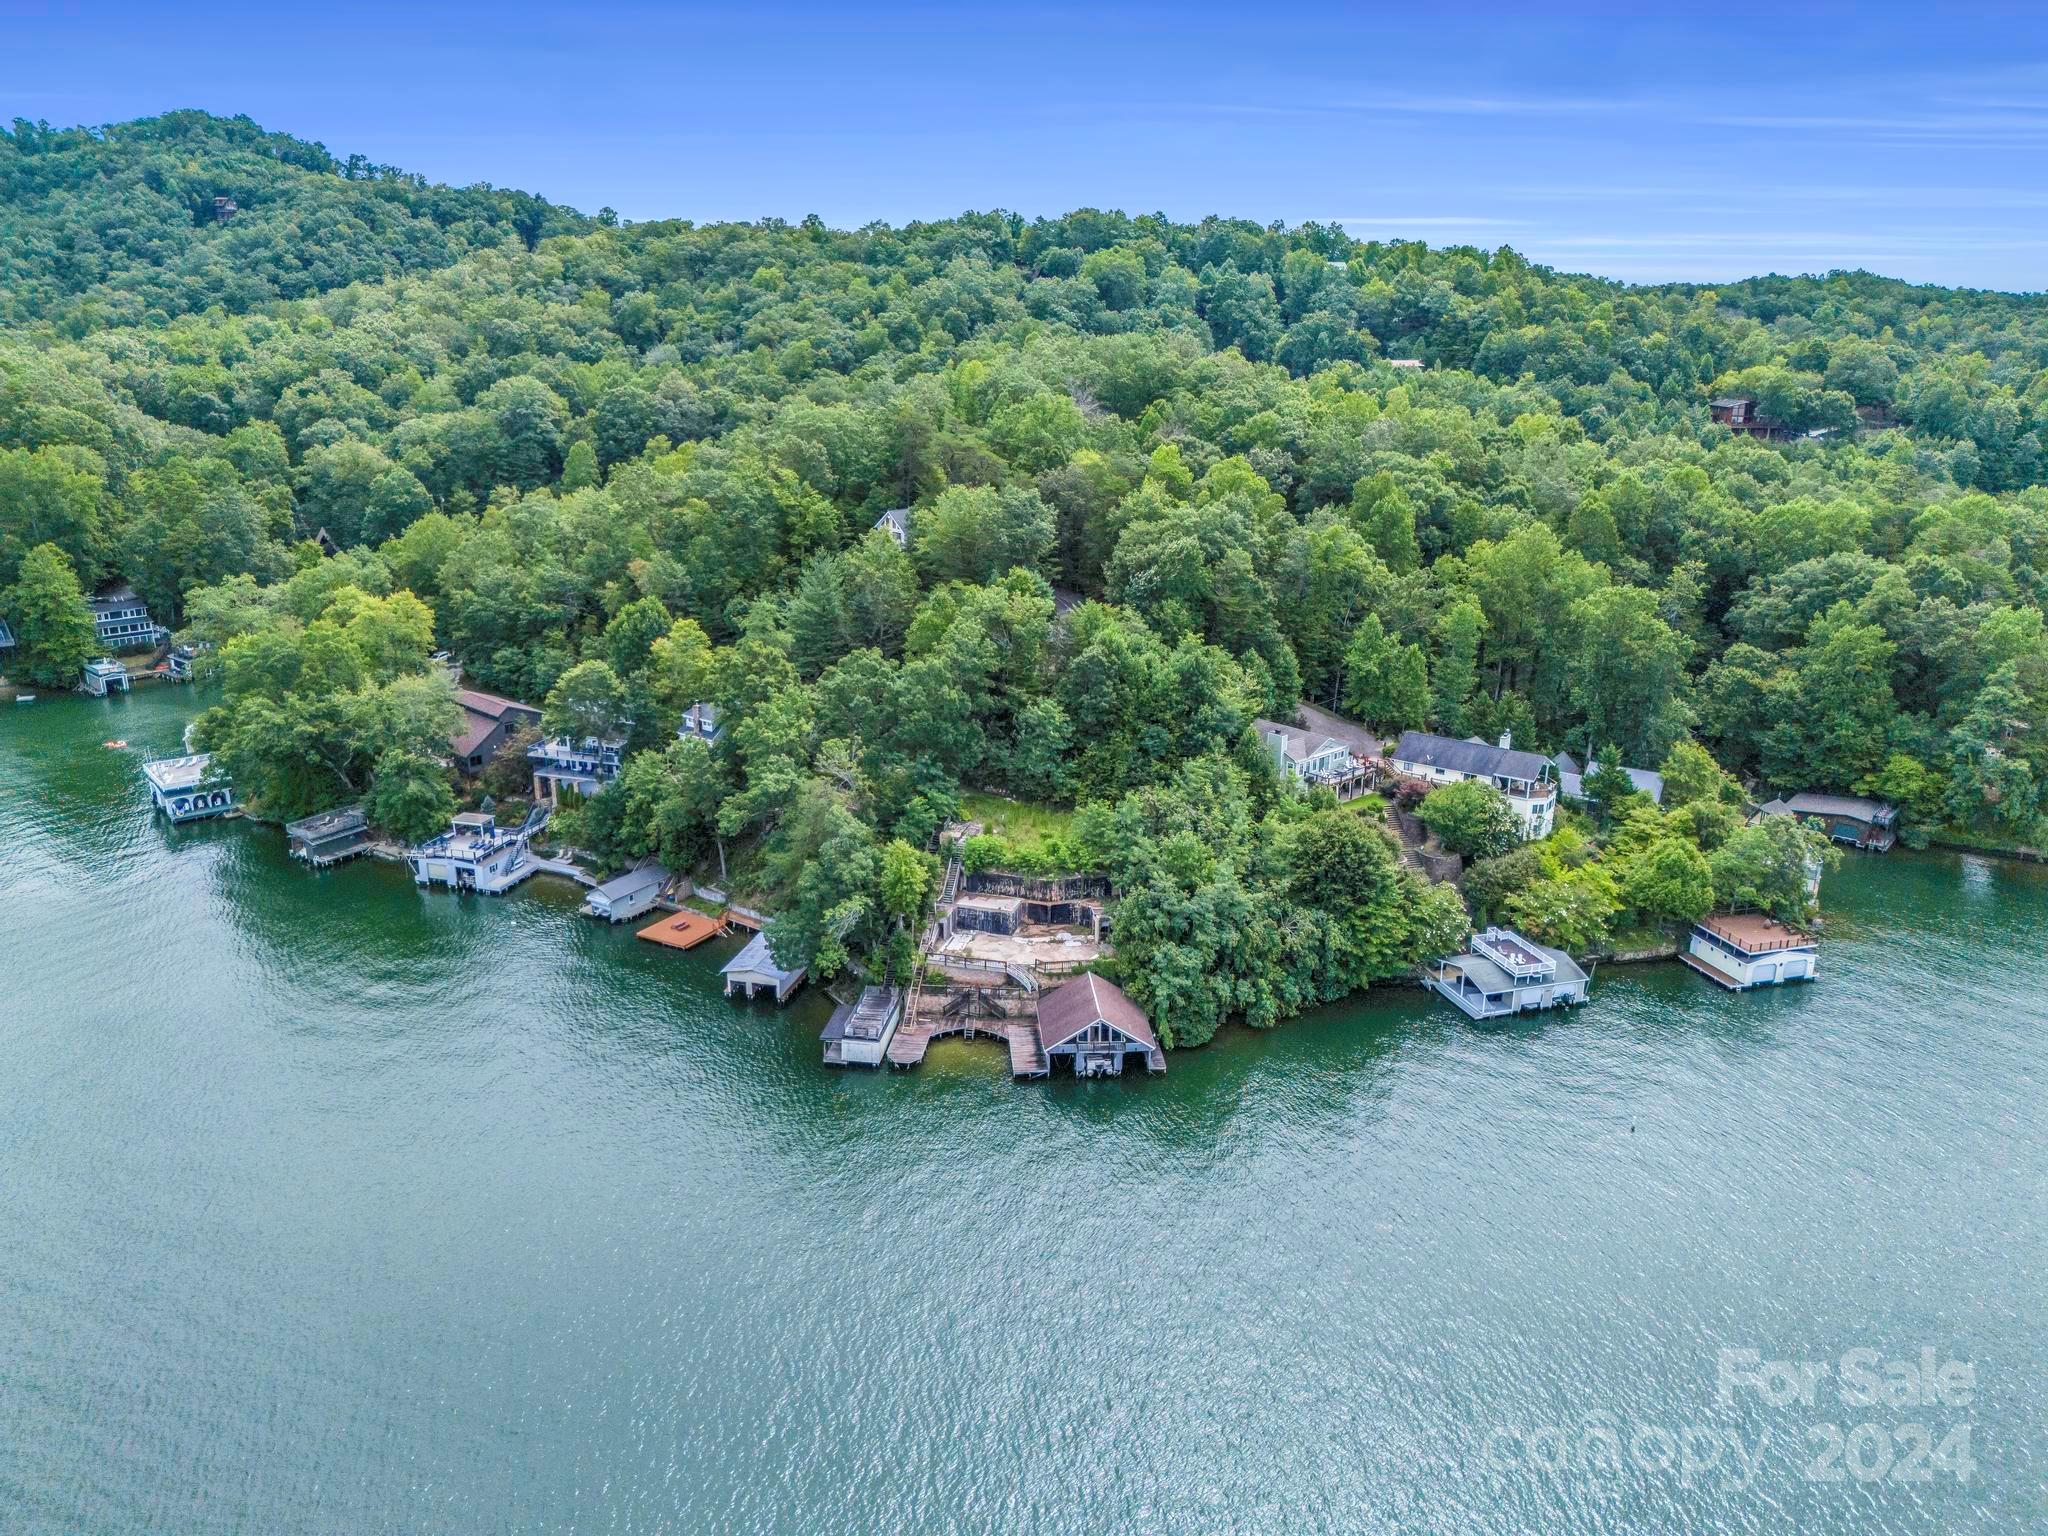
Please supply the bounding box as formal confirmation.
[7,1,2048,289]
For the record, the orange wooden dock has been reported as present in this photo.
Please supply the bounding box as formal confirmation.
[635,909,730,950]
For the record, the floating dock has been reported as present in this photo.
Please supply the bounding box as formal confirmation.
[635,908,729,950]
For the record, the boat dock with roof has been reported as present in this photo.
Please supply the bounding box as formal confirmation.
[1426,926,1590,1021]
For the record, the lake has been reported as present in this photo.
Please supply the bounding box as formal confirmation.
[1,686,2041,1533]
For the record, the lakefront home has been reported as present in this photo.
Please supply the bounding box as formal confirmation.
[1683,913,1819,991]
[450,689,542,775]
[529,735,625,803]
[89,584,167,650]
[1753,793,1898,851]
[407,811,532,894]
[1426,926,1589,1021]
[143,754,234,823]
[1255,717,1371,799]
[1389,731,1558,840]
[1553,751,1665,806]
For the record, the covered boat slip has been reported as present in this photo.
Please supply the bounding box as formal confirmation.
[721,931,806,1003]
[1684,913,1819,991]
[581,863,668,923]
[820,985,904,1067]
[285,805,371,867]
[1426,926,1589,1022]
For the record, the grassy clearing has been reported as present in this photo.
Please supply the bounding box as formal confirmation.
[958,792,1077,851]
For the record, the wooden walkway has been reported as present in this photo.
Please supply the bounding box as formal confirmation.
[886,1011,1047,1077]
[635,908,730,950]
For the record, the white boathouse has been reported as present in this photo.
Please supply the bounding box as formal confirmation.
[1683,913,1818,990]
[582,864,668,923]
[143,754,234,822]
[1426,926,1590,1021]
[407,811,533,894]
[722,931,806,1003]
[821,985,904,1067]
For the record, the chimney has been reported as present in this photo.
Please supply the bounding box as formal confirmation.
[1498,730,1513,751]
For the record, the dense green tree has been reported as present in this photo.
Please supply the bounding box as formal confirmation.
[364,749,456,844]
[1417,779,1521,859]
[2,542,96,685]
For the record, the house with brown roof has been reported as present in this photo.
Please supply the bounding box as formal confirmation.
[450,689,542,776]
[1034,973,1165,1077]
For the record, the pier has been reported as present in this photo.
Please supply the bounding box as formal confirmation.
[636,908,731,950]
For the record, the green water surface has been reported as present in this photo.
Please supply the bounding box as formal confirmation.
[1,687,2042,1533]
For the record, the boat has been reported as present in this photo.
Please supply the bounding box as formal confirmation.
[14,694,34,704]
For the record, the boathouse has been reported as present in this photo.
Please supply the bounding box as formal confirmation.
[722,932,806,1003]
[1389,731,1557,840]
[1753,793,1898,851]
[529,734,625,803]
[1426,926,1589,1021]
[144,754,233,822]
[582,864,667,923]
[0,617,13,654]
[1684,913,1818,990]
[450,689,542,775]
[1034,973,1165,1077]
[81,657,129,696]
[407,811,532,894]
[286,805,372,867]
[165,644,202,682]
[821,985,904,1067]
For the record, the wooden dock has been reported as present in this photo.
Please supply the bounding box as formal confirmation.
[885,1010,1047,1078]
[1679,951,1741,990]
[635,908,730,950]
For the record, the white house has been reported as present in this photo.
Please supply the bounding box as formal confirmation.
[677,701,723,746]
[873,507,911,548]
[821,984,904,1067]
[407,811,533,894]
[1253,717,1371,799]
[1425,926,1590,1021]
[529,735,625,803]
[1683,913,1818,991]
[582,864,668,923]
[144,754,233,823]
[1389,730,1557,840]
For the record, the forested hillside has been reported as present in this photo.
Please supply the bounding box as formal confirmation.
[5,112,2046,1042]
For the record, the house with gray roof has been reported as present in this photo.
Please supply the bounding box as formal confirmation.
[1388,730,1558,840]
[873,507,911,548]
[1254,717,1369,798]
[1554,751,1665,806]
